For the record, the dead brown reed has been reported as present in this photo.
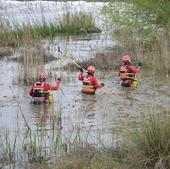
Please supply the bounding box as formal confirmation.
[63,45,129,72]
[111,28,170,74]
[17,41,46,84]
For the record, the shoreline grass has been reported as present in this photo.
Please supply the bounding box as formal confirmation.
[0,12,101,47]
[127,112,170,169]
[1,112,170,169]
[110,28,170,74]
[48,112,170,169]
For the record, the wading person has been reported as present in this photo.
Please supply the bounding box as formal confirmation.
[29,72,61,104]
[78,65,104,94]
[119,55,142,87]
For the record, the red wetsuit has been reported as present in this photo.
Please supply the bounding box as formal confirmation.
[125,64,141,74]
[29,80,61,102]
[119,64,141,87]
[79,73,103,94]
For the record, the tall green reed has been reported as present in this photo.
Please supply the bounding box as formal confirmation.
[0,129,17,163]
[127,112,170,169]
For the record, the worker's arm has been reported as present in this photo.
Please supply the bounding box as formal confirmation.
[93,76,104,89]
[128,65,141,74]
[51,79,61,90]
[78,73,84,81]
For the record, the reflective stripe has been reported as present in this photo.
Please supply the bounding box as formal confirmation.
[81,90,95,94]
[32,82,49,97]
[32,97,46,102]
[120,73,135,80]
[33,89,49,94]
[32,95,52,104]
[120,65,135,80]
[82,85,94,90]
[81,85,96,94]
[40,91,49,94]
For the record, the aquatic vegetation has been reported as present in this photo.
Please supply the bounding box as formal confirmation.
[48,112,170,169]
[63,46,124,72]
[102,1,170,73]
[0,110,170,169]
[127,112,170,169]
[16,41,46,85]
[0,129,17,167]
[51,146,125,169]
[0,12,101,47]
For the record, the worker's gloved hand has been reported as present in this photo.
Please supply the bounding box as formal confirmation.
[138,62,142,66]
[101,83,105,87]
[79,67,84,73]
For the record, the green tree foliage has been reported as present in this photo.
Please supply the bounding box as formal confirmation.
[103,0,170,31]
[128,0,170,29]
[102,0,170,72]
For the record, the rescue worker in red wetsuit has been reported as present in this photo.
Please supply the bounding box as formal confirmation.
[29,72,61,103]
[119,55,142,87]
[78,66,104,94]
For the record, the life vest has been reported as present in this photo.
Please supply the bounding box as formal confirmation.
[119,65,135,80]
[32,82,49,101]
[81,76,96,94]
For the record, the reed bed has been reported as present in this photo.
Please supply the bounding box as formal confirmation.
[48,112,170,169]
[0,112,170,169]
[0,11,101,47]
[126,112,170,169]
[111,28,170,74]
[0,7,101,84]
[16,41,46,85]
[62,45,131,72]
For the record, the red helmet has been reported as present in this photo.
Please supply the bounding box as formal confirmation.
[38,72,47,81]
[121,55,131,62]
[87,66,95,73]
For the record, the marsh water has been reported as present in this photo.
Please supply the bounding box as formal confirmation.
[0,0,170,168]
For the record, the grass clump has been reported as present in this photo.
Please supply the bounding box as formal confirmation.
[51,146,125,169]
[61,12,101,35]
[110,28,170,74]
[51,112,170,169]
[126,112,170,169]
[1,112,170,169]
[16,41,47,85]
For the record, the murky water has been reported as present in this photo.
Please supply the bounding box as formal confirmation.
[1,46,170,169]
[1,54,170,141]
[0,0,170,168]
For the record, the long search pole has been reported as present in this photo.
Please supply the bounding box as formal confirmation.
[58,47,115,93]
[9,86,30,130]
[58,47,86,72]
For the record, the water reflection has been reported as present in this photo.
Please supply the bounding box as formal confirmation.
[81,93,97,112]
[30,101,62,131]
